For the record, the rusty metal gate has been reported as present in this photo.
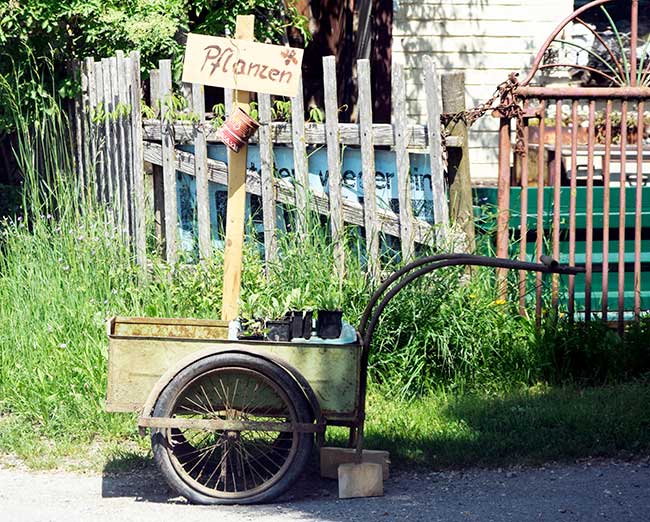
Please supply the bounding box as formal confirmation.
[495,0,649,329]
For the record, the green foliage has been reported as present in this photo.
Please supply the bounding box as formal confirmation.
[307,105,325,123]
[369,267,539,396]
[0,0,307,132]
[271,99,292,122]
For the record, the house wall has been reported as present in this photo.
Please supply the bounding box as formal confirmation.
[392,0,574,184]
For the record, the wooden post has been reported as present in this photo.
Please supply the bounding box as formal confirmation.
[129,51,146,267]
[291,76,309,235]
[391,62,414,262]
[441,72,475,252]
[191,82,212,260]
[323,55,345,277]
[220,15,255,321]
[258,92,278,268]
[358,59,379,280]
[496,117,512,297]
[159,59,178,264]
[424,57,449,235]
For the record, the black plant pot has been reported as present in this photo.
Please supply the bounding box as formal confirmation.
[265,320,292,342]
[303,310,313,339]
[316,310,343,339]
[286,311,305,339]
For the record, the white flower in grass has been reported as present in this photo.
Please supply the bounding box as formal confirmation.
[58,343,67,349]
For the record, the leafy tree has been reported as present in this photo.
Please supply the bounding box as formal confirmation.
[0,0,308,132]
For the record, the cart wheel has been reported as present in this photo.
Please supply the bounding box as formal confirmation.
[151,353,313,504]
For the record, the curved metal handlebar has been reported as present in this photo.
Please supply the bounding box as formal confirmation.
[351,254,584,458]
[358,253,584,347]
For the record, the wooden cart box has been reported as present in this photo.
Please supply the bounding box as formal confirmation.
[106,316,361,420]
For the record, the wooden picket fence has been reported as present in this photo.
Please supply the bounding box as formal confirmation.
[73,52,458,276]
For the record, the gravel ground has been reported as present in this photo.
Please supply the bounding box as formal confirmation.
[1,458,649,521]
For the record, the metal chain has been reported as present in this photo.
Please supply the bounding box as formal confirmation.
[439,72,526,159]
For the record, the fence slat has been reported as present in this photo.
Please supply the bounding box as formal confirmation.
[81,59,93,200]
[181,83,192,111]
[323,56,344,273]
[224,88,234,117]
[149,70,160,117]
[102,58,115,204]
[159,59,178,263]
[392,62,414,261]
[291,77,309,234]
[110,56,122,225]
[358,59,379,280]
[116,51,131,238]
[72,61,85,198]
[123,53,135,242]
[191,83,211,260]
[424,57,449,232]
[258,93,278,266]
[129,51,146,267]
[94,60,108,202]
[109,56,122,228]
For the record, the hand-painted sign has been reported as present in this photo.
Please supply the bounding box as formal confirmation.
[181,33,304,97]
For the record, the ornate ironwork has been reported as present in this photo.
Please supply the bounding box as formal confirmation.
[522,0,650,88]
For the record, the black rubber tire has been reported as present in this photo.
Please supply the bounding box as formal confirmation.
[151,353,313,505]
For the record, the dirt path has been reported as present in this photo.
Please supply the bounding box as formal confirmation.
[1,458,649,521]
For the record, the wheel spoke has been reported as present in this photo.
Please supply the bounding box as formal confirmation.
[236,438,284,476]
[199,384,216,414]
[156,360,309,501]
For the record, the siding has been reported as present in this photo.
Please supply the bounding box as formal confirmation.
[392,0,574,183]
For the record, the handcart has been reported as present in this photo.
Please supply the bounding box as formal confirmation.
[106,254,583,504]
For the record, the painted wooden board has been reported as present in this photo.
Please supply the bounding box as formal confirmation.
[182,33,304,97]
[106,320,360,418]
[142,141,438,245]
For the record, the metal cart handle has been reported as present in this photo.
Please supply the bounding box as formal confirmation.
[351,254,584,459]
[358,253,584,348]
